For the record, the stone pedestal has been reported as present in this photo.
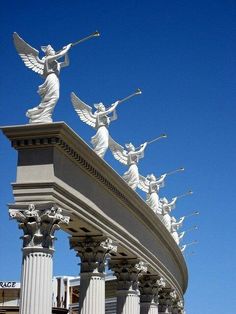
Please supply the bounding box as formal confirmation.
[9,204,69,314]
[70,236,117,314]
[110,259,147,314]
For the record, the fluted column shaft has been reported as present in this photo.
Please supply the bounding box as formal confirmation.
[116,288,140,314]
[70,236,117,314]
[20,248,53,314]
[9,204,69,314]
[79,273,105,314]
[110,259,147,314]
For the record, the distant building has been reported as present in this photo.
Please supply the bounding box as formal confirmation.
[0,275,116,314]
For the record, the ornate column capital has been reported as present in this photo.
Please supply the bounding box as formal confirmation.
[70,236,117,273]
[172,298,184,314]
[158,288,172,313]
[110,259,147,291]
[139,275,159,303]
[9,204,70,252]
[139,274,166,303]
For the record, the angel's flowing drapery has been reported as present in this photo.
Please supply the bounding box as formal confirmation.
[71,92,118,159]
[91,126,109,158]
[146,192,162,214]
[109,138,147,190]
[171,230,179,244]
[161,213,172,231]
[26,73,59,123]
[138,175,165,213]
[123,163,139,190]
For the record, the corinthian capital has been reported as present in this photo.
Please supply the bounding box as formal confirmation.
[139,274,160,303]
[70,236,117,273]
[9,204,70,250]
[110,259,147,291]
[172,298,184,314]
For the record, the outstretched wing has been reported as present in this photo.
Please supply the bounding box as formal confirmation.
[13,32,45,75]
[109,137,128,165]
[138,175,149,193]
[71,92,96,128]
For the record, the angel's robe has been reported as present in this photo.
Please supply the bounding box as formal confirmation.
[26,60,60,123]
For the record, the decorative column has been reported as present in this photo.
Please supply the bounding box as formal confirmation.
[110,259,147,314]
[158,289,171,314]
[70,236,117,314]
[9,204,69,314]
[139,275,166,314]
[172,298,184,314]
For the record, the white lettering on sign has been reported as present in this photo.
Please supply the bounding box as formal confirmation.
[0,281,20,288]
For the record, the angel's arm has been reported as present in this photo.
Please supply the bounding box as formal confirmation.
[46,44,72,62]
[169,197,177,207]
[110,108,117,122]
[60,53,70,68]
[104,101,119,115]
[156,174,167,186]
[172,217,184,227]
[178,216,185,224]
[181,245,186,252]
[97,101,119,121]
[136,142,147,154]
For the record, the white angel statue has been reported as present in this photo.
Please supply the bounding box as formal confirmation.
[71,89,141,158]
[159,197,177,231]
[13,32,72,124]
[109,139,148,190]
[159,190,192,231]
[138,173,166,213]
[170,216,185,245]
[71,92,119,158]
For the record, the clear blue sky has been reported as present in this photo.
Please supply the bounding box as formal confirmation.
[0,1,236,313]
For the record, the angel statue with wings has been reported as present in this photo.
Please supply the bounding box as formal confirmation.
[13,32,72,123]
[138,173,167,213]
[159,190,192,231]
[71,92,119,158]
[109,139,148,190]
[159,197,178,231]
[170,216,185,244]
[71,89,141,158]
